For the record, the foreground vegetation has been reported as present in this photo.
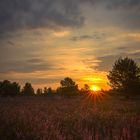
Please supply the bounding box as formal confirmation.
[0,95,139,140]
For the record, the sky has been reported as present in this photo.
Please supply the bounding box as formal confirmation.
[0,0,140,90]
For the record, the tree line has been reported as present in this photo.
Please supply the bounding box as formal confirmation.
[0,77,80,97]
[0,57,140,97]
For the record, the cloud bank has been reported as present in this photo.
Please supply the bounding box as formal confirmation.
[1,0,140,34]
[0,0,94,34]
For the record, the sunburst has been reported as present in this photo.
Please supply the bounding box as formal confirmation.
[90,85,100,92]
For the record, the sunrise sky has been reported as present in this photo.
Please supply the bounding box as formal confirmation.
[0,0,140,90]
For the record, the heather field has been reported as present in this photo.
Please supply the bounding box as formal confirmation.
[0,95,140,140]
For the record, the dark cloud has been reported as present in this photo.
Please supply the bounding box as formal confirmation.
[116,45,140,52]
[107,0,140,10]
[6,41,15,46]
[0,0,140,36]
[86,0,140,30]
[95,51,140,71]
[107,0,140,29]
[118,12,140,30]
[71,35,94,41]
[71,32,106,41]
[0,58,63,73]
[0,0,95,35]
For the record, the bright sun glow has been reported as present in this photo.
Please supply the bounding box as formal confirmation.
[90,85,100,91]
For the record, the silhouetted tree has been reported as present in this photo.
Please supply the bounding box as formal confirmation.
[60,77,79,96]
[11,82,20,96]
[0,80,11,96]
[84,84,90,92]
[80,84,90,94]
[22,83,34,96]
[43,87,48,94]
[61,77,76,87]
[47,87,53,94]
[36,88,43,96]
[107,57,140,96]
[0,80,20,96]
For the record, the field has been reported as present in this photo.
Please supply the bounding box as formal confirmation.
[0,95,140,140]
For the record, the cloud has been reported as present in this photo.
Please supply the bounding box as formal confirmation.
[70,32,107,41]
[0,57,63,73]
[95,51,140,71]
[0,0,140,36]
[0,0,95,35]
[80,0,140,31]
[71,35,94,41]
[106,0,140,30]
[107,0,140,10]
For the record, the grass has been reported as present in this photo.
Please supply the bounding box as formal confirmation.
[0,95,139,140]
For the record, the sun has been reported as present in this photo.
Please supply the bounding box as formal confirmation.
[90,85,100,91]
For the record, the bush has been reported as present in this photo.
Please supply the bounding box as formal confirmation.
[0,80,20,96]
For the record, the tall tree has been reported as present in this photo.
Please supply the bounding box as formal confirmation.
[36,88,43,96]
[47,87,53,94]
[22,83,34,96]
[84,84,90,92]
[43,87,48,94]
[11,82,20,96]
[60,77,78,95]
[60,77,76,87]
[107,57,140,94]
